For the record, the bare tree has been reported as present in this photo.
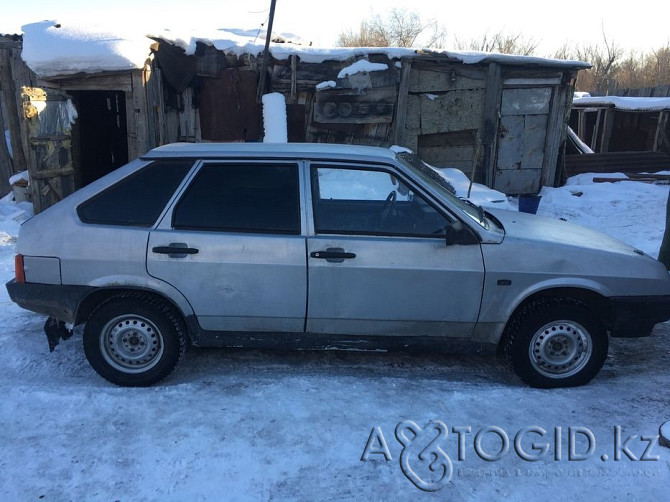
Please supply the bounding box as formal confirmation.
[455,31,538,56]
[647,44,670,87]
[555,28,623,94]
[614,50,644,90]
[337,9,446,48]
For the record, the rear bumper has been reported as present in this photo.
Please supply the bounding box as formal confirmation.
[5,280,94,324]
[609,295,670,337]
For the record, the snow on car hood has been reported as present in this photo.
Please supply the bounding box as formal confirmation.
[486,208,642,256]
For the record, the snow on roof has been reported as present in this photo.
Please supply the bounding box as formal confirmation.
[19,21,590,78]
[21,21,153,77]
[337,60,388,78]
[152,27,591,68]
[572,95,670,112]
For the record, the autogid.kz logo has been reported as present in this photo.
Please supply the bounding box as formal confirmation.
[361,420,663,492]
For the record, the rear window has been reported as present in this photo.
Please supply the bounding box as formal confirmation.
[77,160,193,226]
[172,163,301,234]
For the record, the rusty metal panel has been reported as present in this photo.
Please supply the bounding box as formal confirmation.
[497,115,524,170]
[493,168,541,194]
[495,88,552,193]
[198,69,260,142]
[495,114,548,193]
[522,114,548,168]
[501,88,552,116]
[420,90,484,135]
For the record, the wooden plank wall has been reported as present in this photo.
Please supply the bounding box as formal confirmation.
[403,61,487,177]
[565,151,670,177]
[3,36,586,203]
[301,55,397,146]
[0,38,35,194]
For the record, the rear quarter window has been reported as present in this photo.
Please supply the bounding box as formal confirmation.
[77,160,193,226]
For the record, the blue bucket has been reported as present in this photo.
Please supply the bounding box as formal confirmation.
[518,194,542,214]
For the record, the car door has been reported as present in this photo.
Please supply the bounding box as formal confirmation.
[306,163,485,337]
[147,161,307,332]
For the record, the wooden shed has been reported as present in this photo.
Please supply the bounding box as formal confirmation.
[1,27,590,213]
[565,96,670,178]
[570,96,670,155]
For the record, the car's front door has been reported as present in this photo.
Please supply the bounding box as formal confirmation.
[147,161,307,332]
[306,164,485,337]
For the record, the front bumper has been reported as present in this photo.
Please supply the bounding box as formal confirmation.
[5,280,94,324]
[609,295,670,337]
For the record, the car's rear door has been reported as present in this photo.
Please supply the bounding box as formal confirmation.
[147,161,307,332]
[305,163,485,337]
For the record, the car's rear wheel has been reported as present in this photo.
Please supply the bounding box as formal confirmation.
[504,298,608,388]
[83,294,187,386]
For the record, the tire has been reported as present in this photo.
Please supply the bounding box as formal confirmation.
[504,298,608,388]
[83,294,187,387]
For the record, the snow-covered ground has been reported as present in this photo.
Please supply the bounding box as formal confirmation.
[0,173,669,501]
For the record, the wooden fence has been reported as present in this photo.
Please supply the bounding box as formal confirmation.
[606,82,670,97]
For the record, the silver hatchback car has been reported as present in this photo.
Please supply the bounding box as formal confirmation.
[7,143,670,387]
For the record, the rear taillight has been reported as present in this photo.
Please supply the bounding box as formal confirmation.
[15,254,25,283]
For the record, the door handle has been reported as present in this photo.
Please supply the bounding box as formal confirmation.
[152,243,199,258]
[310,247,356,263]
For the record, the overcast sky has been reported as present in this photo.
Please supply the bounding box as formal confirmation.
[1,0,668,56]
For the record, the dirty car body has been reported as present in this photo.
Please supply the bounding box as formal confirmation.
[7,143,670,387]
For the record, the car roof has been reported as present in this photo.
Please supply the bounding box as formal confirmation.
[142,142,399,162]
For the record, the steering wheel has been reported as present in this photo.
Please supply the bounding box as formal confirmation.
[379,190,397,224]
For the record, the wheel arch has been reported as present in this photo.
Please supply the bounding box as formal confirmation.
[497,286,613,351]
[75,287,193,339]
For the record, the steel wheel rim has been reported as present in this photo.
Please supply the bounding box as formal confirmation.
[100,315,164,373]
[528,319,592,378]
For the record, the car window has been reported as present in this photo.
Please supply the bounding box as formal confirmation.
[396,152,489,229]
[77,160,193,227]
[311,166,449,237]
[173,163,301,234]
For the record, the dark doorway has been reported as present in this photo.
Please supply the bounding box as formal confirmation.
[69,90,128,187]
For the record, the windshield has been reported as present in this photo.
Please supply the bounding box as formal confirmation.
[395,152,489,229]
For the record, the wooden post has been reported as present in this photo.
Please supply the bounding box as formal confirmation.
[577,109,586,140]
[481,63,502,188]
[131,70,150,155]
[392,59,412,146]
[590,109,602,151]
[0,45,29,173]
[600,108,615,153]
[654,111,669,152]
[290,54,297,103]
[541,84,569,188]
[0,101,13,196]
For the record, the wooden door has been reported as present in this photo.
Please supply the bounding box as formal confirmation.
[22,86,76,213]
[494,87,552,194]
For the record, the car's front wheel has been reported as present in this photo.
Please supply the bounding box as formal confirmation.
[504,298,608,388]
[83,294,187,386]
